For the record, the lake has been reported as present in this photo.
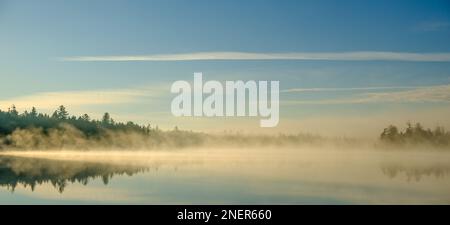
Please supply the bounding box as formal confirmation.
[0,148,449,204]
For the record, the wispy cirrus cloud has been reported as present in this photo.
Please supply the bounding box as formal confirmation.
[61,51,450,62]
[283,84,450,105]
[281,86,424,93]
[363,84,450,103]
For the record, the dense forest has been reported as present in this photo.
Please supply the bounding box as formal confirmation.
[0,105,350,150]
[0,105,205,149]
[1,105,450,150]
[0,105,326,150]
[380,122,450,148]
[0,105,146,136]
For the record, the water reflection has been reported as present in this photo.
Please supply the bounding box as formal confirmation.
[1,149,450,204]
[0,155,148,193]
[381,163,450,181]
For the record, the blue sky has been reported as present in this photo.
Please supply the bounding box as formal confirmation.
[0,0,450,136]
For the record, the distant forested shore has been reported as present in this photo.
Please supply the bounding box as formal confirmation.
[380,122,450,148]
[0,105,330,150]
[0,105,449,150]
[0,105,204,149]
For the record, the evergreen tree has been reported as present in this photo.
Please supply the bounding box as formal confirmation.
[8,105,18,116]
[56,105,69,120]
[102,112,111,125]
[80,114,90,121]
[30,107,38,117]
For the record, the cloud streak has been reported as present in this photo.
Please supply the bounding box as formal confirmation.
[62,51,450,62]
[281,86,424,93]
[283,84,450,105]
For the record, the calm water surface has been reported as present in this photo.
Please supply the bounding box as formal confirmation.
[0,148,449,204]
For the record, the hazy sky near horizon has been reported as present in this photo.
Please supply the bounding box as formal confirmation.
[1,0,450,137]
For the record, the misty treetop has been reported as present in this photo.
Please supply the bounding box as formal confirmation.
[0,105,356,150]
[1,105,450,150]
[0,105,146,136]
[380,122,450,148]
[0,105,204,150]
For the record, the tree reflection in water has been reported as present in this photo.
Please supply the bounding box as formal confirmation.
[0,155,149,193]
[381,163,450,182]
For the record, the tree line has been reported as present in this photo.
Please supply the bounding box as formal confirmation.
[0,105,206,149]
[1,104,449,149]
[0,105,148,136]
[380,122,450,147]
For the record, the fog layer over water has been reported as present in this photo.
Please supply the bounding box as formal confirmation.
[0,147,450,204]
